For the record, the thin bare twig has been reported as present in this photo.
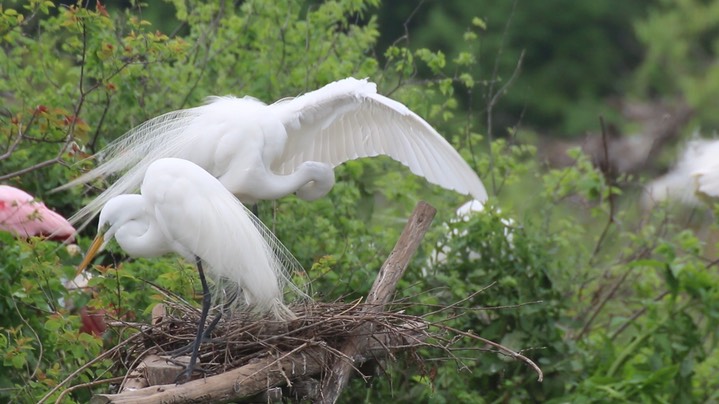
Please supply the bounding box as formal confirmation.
[486,0,520,193]
[589,116,617,264]
[441,324,543,382]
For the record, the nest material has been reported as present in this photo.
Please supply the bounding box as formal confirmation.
[119,297,431,383]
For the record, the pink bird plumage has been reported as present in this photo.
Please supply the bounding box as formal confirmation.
[0,185,75,242]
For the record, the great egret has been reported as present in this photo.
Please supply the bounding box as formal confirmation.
[77,157,303,382]
[642,139,719,208]
[0,185,75,242]
[61,77,487,227]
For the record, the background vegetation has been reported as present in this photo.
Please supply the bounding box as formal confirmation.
[1,0,719,402]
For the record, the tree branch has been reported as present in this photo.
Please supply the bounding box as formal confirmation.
[318,201,437,404]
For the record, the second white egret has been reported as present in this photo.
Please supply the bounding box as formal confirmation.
[77,157,304,382]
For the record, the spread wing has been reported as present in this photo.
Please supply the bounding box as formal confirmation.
[269,77,488,202]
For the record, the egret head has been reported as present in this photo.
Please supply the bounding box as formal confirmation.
[76,195,145,276]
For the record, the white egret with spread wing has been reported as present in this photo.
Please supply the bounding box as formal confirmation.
[77,157,304,383]
[61,77,487,227]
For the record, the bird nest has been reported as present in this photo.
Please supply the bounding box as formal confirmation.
[73,290,542,403]
[123,297,431,380]
[45,203,542,403]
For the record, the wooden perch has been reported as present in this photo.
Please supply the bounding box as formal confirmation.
[89,201,436,404]
[318,201,437,403]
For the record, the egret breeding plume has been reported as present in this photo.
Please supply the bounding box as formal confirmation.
[61,77,487,227]
[0,185,76,242]
[77,158,304,382]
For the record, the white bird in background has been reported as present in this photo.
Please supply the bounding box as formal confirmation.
[643,138,719,208]
[60,77,487,227]
[77,157,304,382]
[691,143,719,200]
[426,199,515,271]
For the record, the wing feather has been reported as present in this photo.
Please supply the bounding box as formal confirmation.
[271,78,487,201]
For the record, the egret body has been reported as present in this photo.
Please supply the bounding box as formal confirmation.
[62,77,487,227]
[78,157,303,382]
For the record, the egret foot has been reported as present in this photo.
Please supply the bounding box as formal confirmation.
[173,361,206,384]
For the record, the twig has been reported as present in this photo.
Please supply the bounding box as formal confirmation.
[589,116,616,264]
[54,376,126,404]
[38,332,145,404]
[486,0,520,193]
[440,324,543,382]
[609,290,670,340]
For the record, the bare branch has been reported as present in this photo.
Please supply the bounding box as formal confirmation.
[318,201,437,403]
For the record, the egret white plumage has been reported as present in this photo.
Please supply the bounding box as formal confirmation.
[643,139,719,208]
[77,158,304,382]
[691,142,719,199]
[61,77,487,228]
[427,200,515,269]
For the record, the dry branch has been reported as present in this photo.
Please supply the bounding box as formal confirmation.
[318,201,436,403]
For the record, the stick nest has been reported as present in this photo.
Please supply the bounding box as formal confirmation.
[115,297,435,381]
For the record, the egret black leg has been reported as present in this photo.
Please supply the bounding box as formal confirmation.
[203,291,238,337]
[167,289,237,357]
[251,203,259,218]
[175,256,211,384]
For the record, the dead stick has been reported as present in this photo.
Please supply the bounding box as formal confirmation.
[318,201,437,404]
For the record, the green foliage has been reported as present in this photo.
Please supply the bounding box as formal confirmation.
[1,1,718,403]
[376,1,648,135]
[633,0,719,130]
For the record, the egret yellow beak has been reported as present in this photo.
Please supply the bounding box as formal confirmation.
[77,233,104,276]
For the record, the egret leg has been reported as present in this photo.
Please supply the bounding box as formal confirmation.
[203,291,238,336]
[167,291,237,357]
[251,203,259,217]
[175,256,211,384]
